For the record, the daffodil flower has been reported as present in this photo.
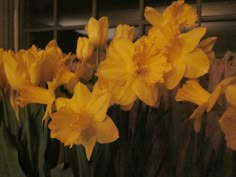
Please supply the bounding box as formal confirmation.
[144,0,197,29]
[76,37,94,62]
[164,27,209,89]
[176,79,210,132]
[85,16,109,47]
[49,82,119,160]
[97,36,170,108]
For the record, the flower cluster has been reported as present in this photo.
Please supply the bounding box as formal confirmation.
[1,0,235,160]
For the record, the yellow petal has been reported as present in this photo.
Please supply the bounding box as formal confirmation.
[79,131,96,160]
[107,38,134,65]
[184,48,209,78]
[97,60,129,81]
[144,6,162,27]
[207,86,221,112]
[164,60,186,89]
[93,116,119,143]
[2,52,28,89]
[98,16,109,46]
[86,17,100,46]
[133,78,159,107]
[179,27,206,53]
[114,24,136,41]
[176,79,210,105]
[72,82,91,108]
[112,78,137,106]
[55,97,78,112]
[18,84,54,106]
[225,84,236,107]
[76,37,94,61]
[88,94,109,122]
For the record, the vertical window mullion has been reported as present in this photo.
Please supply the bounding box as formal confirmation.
[53,0,58,40]
[139,0,145,37]
[92,0,98,18]
[196,0,202,26]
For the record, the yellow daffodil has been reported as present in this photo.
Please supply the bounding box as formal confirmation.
[198,37,217,64]
[219,84,236,150]
[49,82,119,160]
[113,24,136,41]
[176,79,210,132]
[2,51,31,90]
[97,36,170,108]
[164,27,209,89]
[207,75,236,112]
[17,82,56,120]
[76,37,94,62]
[144,0,197,29]
[85,16,109,47]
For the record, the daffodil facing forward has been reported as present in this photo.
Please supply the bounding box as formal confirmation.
[49,82,119,160]
[97,36,170,108]
[176,79,210,132]
[164,27,209,89]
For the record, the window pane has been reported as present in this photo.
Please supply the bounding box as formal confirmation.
[24,32,53,49]
[58,0,92,26]
[57,30,80,54]
[98,0,139,24]
[24,0,53,28]
[202,0,236,16]
[202,21,236,57]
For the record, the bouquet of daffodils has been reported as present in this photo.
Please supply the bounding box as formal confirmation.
[0,0,236,177]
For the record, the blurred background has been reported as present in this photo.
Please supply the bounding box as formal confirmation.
[0,0,236,57]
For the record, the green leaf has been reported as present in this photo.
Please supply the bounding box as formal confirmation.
[0,124,26,177]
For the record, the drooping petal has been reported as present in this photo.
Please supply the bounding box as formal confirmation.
[179,27,206,53]
[133,78,159,107]
[164,60,186,89]
[184,48,209,78]
[93,116,119,143]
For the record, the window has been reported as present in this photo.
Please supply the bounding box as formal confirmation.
[20,0,236,57]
